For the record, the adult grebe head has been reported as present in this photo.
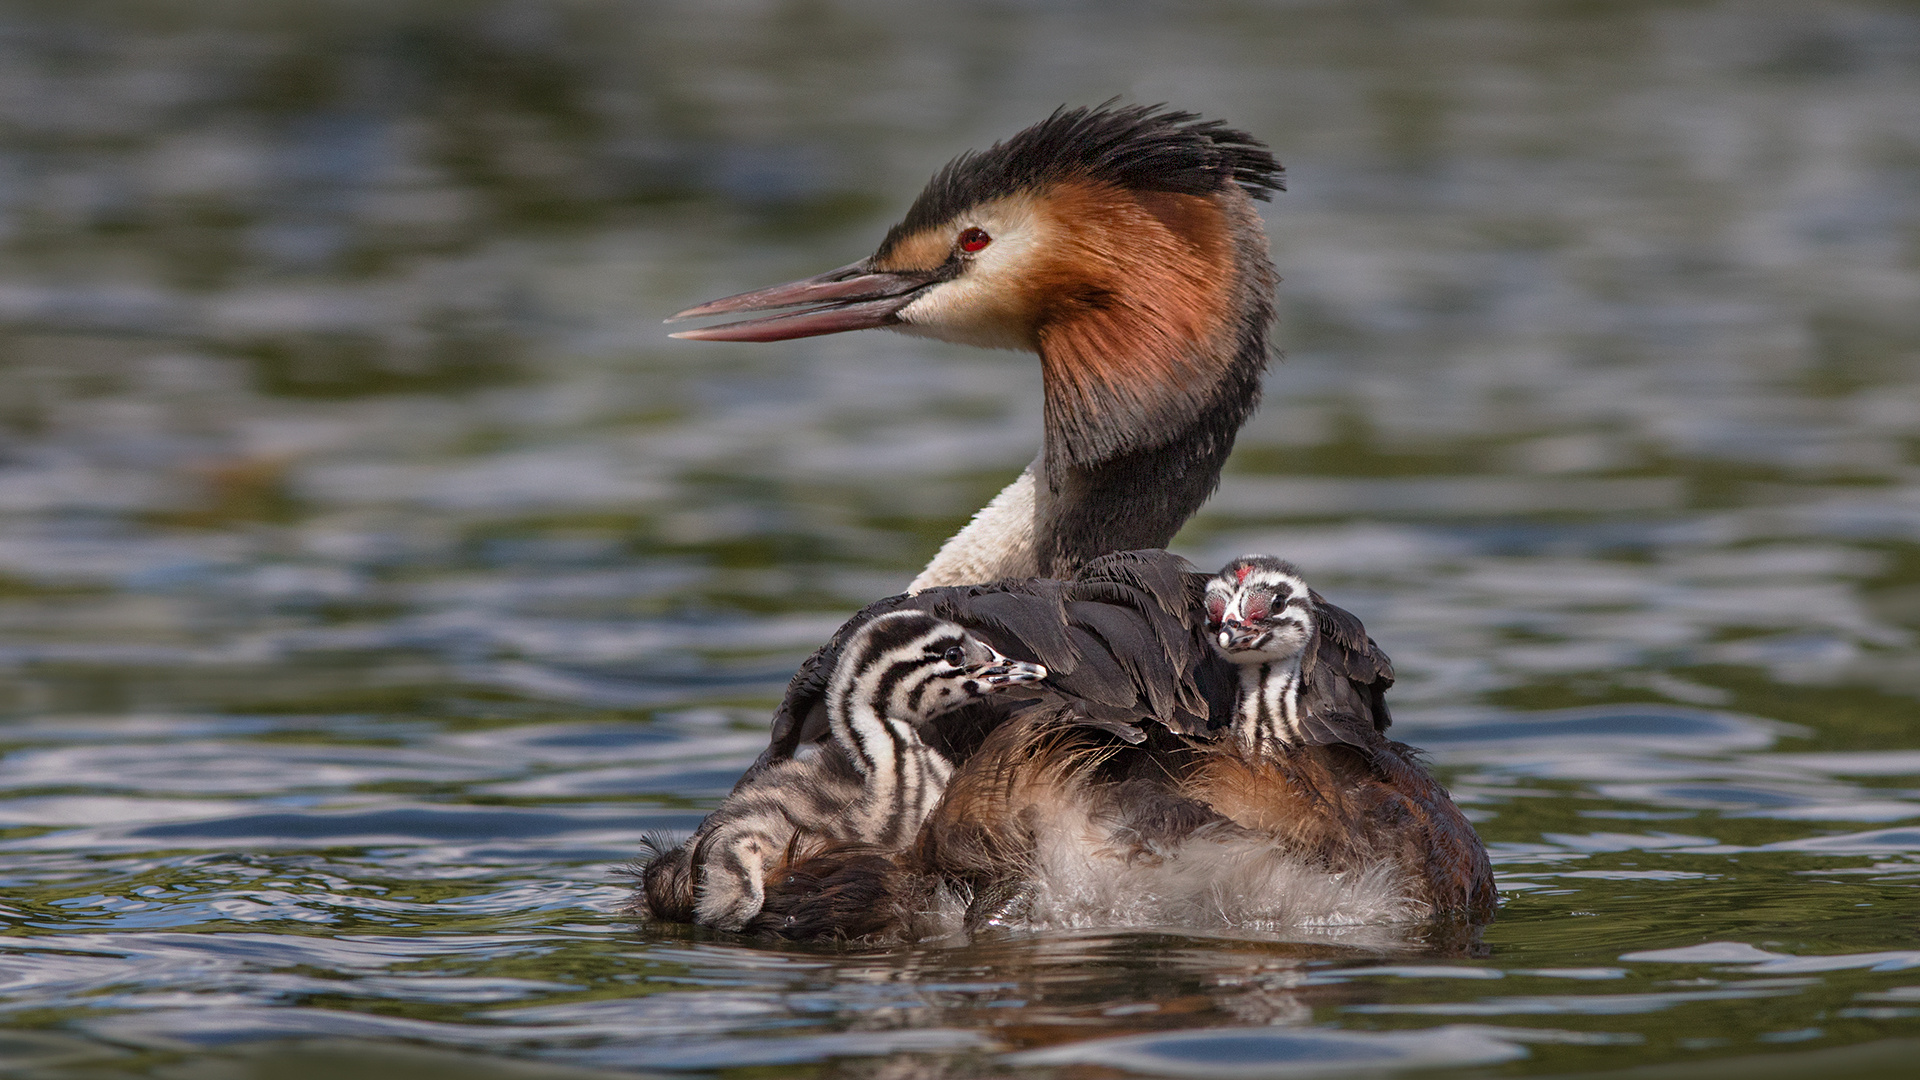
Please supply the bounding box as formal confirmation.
[670,104,1284,582]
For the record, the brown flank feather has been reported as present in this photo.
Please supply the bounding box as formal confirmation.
[1188,737,1496,919]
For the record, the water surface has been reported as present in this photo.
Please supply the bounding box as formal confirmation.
[1,2,1918,1077]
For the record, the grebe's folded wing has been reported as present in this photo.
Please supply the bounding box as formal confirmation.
[741,550,1233,785]
[1300,591,1395,743]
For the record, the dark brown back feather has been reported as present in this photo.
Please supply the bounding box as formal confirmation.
[1297,589,1395,738]
[736,550,1236,790]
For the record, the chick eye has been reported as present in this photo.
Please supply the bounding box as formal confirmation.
[942,645,967,666]
[957,227,991,254]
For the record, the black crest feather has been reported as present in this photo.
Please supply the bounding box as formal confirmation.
[878,102,1283,258]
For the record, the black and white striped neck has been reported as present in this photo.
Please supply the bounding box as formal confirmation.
[1234,654,1306,752]
[823,616,959,780]
[821,611,994,848]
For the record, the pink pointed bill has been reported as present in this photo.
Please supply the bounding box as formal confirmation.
[666,261,936,342]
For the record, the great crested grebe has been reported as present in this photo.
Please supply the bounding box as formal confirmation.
[640,611,1045,931]
[672,103,1279,788]
[1205,555,1393,752]
[1186,557,1492,921]
[645,105,1493,937]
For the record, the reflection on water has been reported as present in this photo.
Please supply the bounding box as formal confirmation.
[0,1,1918,1077]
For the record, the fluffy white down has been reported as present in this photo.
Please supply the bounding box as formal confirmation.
[1011,805,1424,930]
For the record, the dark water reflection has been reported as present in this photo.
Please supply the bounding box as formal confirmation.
[1,1,1918,1077]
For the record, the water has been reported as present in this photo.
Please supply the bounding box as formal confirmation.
[0,1,1917,1076]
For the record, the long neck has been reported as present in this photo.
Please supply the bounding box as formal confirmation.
[1034,361,1260,578]
[828,683,905,786]
[826,683,952,847]
[1235,658,1304,752]
[1039,194,1273,578]
[911,192,1274,588]
[909,463,1040,591]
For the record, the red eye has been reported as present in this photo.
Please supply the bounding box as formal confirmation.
[1205,596,1226,624]
[958,227,991,253]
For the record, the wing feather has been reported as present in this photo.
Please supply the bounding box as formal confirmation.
[743,549,1236,786]
[1301,592,1395,737]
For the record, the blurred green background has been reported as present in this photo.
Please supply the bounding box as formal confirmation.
[0,2,1918,1077]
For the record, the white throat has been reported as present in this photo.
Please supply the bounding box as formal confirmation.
[908,462,1043,591]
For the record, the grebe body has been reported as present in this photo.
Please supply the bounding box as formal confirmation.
[645,105,1492,939]
[636,551,1234,936]
[908,556,1491,936]
[638,552,1494,938]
